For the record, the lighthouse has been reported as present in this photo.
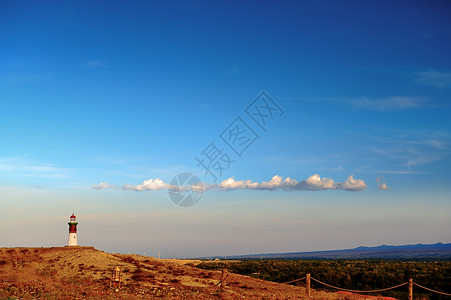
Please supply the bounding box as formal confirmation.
[67,213,78,246]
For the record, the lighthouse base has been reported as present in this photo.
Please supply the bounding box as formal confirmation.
[68,233,78,246]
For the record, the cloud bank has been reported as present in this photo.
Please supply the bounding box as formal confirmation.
[214,174,366,191]
[93,174,367,192]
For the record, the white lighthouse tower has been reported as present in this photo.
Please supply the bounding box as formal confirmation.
[67,213,78,246]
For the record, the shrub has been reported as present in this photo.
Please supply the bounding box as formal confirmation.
[131,269,155,281]
[122,256,138,264]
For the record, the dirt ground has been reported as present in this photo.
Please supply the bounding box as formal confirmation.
[0,247,396,299]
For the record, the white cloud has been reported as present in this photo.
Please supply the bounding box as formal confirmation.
[378,182,390,190]
[375,175,390,190]
[423,139,447,150]
[303,174,336,190]
[98,174,367,193]
[346,96,427,111]
[403,154,441,169]
[310,96,429,111]
[92,182,115,190]
[216,177,259,190]
[368,132,450,171]
[213,174,367,192]
[123,178,171,191]
[415,70,451,88]
[0,157,68,178]
[336,175,368,191]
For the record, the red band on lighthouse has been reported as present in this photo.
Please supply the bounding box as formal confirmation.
[69,224,77,233]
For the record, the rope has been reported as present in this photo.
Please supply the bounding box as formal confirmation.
[310,277,408,293]
[413,282,451,297]
[212,271,451,297]
[282,277,306,284]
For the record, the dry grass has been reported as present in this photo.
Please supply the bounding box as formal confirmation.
[0,247,395,299]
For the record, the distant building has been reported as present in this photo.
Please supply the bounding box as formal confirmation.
[67,213,78,246]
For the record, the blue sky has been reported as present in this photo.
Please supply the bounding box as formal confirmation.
[1,0,450,257]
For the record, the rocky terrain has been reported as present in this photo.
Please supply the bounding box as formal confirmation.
[0,247,395,299]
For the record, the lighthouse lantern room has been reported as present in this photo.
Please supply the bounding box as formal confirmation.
[67,213,78,246]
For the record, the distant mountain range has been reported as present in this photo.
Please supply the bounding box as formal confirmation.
[221,243,451,260]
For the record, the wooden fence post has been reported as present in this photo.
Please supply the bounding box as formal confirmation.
[221,268,228,288]
[306,273,311,298]
[408,278,413,300]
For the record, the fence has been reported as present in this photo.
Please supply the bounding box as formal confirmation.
[278,273,451,299]
[216,268,451,298]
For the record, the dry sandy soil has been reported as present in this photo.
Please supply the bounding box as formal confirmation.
[0,247,396,299]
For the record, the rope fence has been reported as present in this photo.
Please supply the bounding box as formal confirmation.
[214,269,451,298]
[310,277,408,293]
[281,277,305,284]
[277,273,451,298]
[413,282,451,297]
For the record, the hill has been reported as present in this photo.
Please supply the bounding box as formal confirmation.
[0,246,384,299]
[223,243,451,260]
